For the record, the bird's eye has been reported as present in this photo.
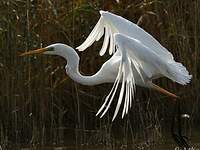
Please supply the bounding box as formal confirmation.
[47,47,54,51]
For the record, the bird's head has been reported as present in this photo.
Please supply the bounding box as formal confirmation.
[20,43,80,68]
[20,43,75,57]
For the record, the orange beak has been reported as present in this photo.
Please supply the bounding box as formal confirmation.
[19,48,48,56]
[151,83,179,99]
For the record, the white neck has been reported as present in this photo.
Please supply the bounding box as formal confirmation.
[66,66,104,85]
[62,51,104,86]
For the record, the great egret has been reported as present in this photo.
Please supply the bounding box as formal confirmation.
[20,10,192,121]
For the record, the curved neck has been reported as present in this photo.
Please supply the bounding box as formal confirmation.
[67,66,104,86]
[63,52,103,86]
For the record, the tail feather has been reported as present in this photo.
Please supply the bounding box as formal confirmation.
[167,62,192,85]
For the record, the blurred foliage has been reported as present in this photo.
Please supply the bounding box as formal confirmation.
[0,0,199,149]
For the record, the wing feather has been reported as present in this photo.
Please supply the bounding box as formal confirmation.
[77,17,104,51]
[99,26,110,56]
[97,34,151,120]
[96,61,122,117]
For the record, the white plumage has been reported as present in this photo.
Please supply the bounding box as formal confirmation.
[20,10,192,121]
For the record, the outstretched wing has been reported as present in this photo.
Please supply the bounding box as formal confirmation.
[96,33,157,121]
[96,33,191,120]
[77,10,173,60]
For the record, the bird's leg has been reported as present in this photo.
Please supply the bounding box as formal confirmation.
[171,99,191,149]
[150,83,178,99]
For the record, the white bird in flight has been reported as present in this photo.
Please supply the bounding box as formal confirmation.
[20,10,192,121]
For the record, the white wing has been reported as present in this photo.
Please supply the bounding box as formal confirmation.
[96,33,191,121]
[96,35,136,121]
[77,10,173,60]
[96,33,158,121]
